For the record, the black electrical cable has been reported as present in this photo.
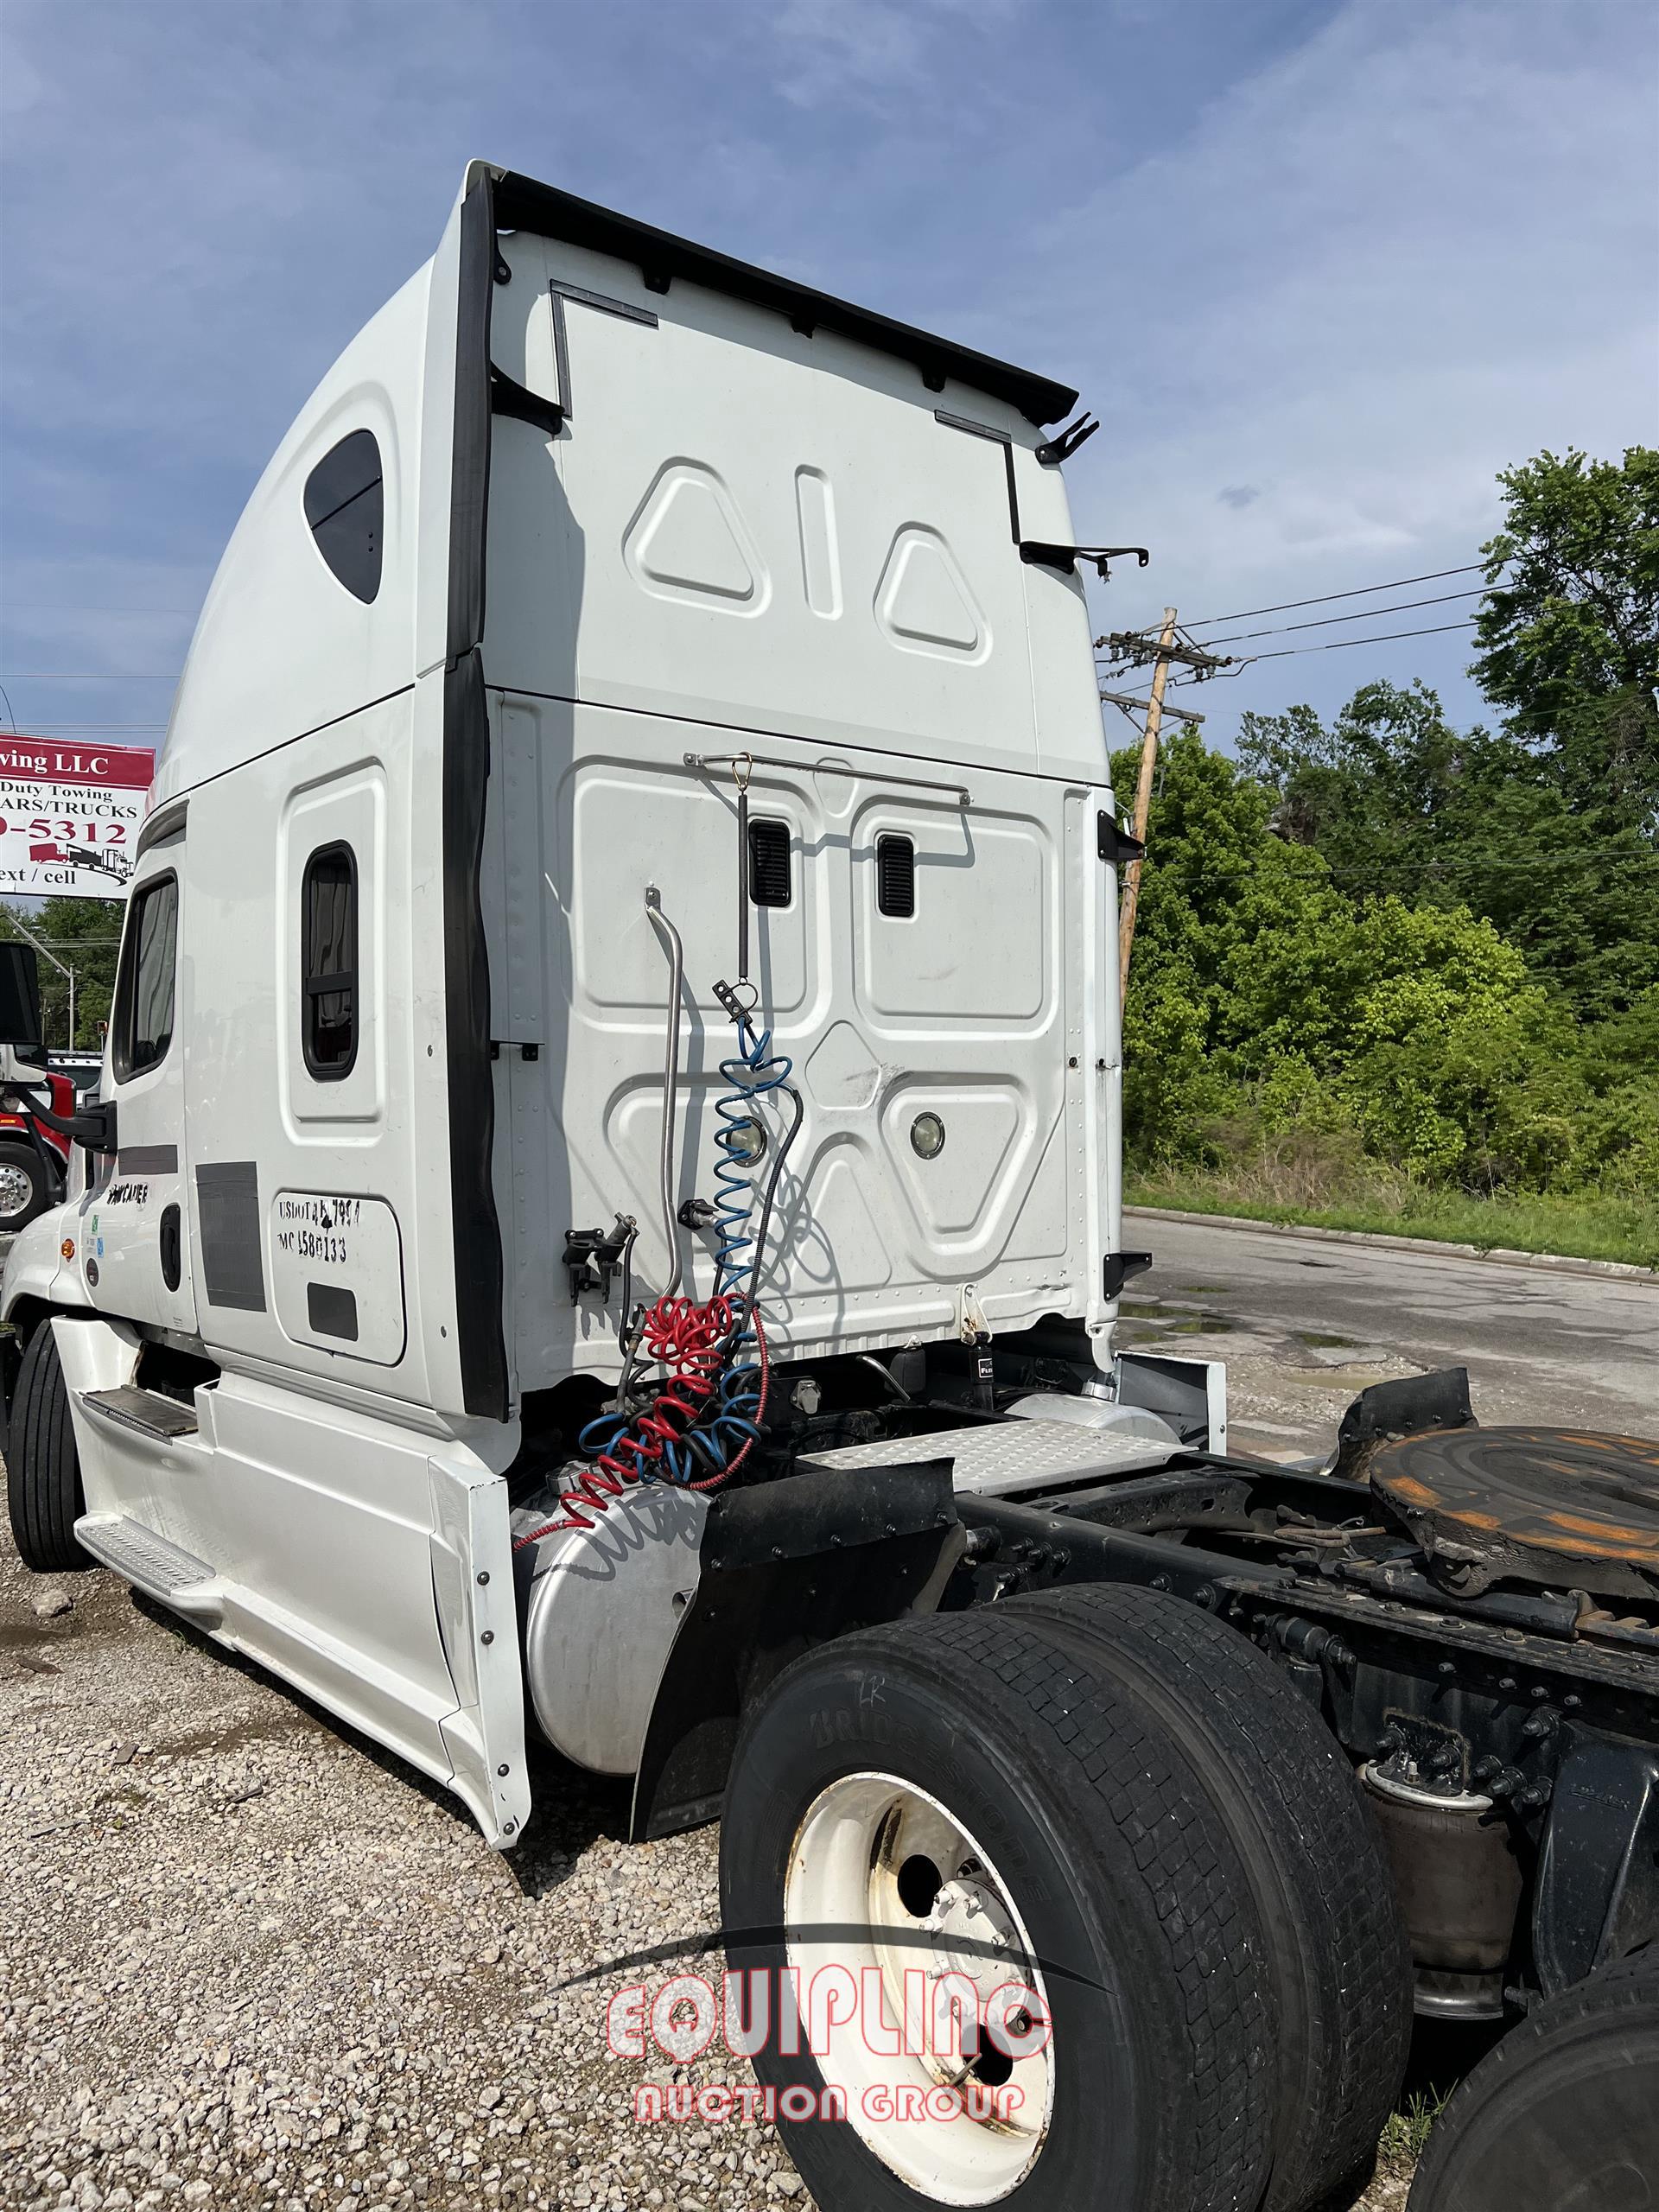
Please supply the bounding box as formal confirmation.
[1244,617,1478,662]
[1108,614,1483,690]
[1179,563,1491,630]
[1199,588,1485,647]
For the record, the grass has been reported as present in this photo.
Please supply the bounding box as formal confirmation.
[1126,1170,1659,1272]
[1376,2090,1449,2165]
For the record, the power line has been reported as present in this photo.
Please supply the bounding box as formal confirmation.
[1179,564,1491,630]
[1198,588,1484,647]
[1146,616,1482,688]
[0,673,179,681]
[1243,618,1478,664]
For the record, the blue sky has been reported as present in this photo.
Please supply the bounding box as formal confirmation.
[2,0,1655,766]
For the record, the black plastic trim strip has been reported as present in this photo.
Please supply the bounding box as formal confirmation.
[550,277,659,324]
[1103,1251,1154,1300]
[546,280,659,424]
[133,798,188,861]
[118,1145,178,1176]
[448,182,493,669]
[493,170,1077,427]
[489,364,563,439]
[931,408,1010,445]
[936,408,1023,543]
[195,1160,266,1313]
[444,176,510,1421]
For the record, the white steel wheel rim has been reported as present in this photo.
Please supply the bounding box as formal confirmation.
[0,1162,35,1219]
[784,1770,1054,2206]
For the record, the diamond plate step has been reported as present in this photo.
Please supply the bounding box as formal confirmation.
[74,1515,219,1614]
[79,1386,199,1440]
[799,1417,1178,1497]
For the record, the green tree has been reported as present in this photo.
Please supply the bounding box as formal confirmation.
[1116,728,1600,1190]
[1471,445,1659,817]
[1236,678,1659,1019]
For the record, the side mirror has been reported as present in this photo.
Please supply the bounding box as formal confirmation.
[0,943,42,1055]
[0,944,118,1155]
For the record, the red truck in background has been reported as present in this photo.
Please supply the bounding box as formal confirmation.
[0,1065,76,1230]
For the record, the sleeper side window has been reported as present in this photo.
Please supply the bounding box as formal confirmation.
[303,429,383,603]
[302,843,358,1080]
[113,873,178,1082]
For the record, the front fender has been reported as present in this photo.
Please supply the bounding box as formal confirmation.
[2,1200,86,1325]
[0,1200,88,1454]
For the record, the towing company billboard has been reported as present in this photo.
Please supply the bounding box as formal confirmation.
[0,737,155,897]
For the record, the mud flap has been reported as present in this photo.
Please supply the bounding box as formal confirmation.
[630,1461,963,1842]
[428,1447,531,1847]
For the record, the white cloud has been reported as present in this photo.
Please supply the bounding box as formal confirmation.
[1007,1,1659,734]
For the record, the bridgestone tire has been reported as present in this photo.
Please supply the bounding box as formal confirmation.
[719,1608,1274,2212]
[7,1320,89,1572]
[1408,1955,1659,2210]
[1007,1584,1414,2212]
[0,1140,52,1230]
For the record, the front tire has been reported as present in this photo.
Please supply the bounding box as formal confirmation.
[7,1320,89,1572]
[720,1608,1274,2212]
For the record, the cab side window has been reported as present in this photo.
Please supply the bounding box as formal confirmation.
[113,874,178,1082]
[303,429,383,603]
[302,842,358,1080]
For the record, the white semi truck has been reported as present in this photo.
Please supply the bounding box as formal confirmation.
[3,163,1656,2212]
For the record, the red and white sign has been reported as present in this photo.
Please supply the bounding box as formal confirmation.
[0,738,155,898]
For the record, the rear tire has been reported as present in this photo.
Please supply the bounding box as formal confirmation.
[6,1320,89,1572]
[1007,1583,1414,2211]
[0,1140,53,1231]
[719,1607,1274,2212]
[1407,1955,1659,2210]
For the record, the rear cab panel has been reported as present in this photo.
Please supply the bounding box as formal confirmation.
[481,212,1125,1393]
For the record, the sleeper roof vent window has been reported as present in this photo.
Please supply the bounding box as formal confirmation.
[303,429,384,603]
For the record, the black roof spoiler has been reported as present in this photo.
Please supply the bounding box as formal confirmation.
[492,169,1078,429]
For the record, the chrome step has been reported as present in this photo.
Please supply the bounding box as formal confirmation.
[79,1385,199,1441]
[74,1514,219,1616]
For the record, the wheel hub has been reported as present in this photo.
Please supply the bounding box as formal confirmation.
[785,1770,1053,2204]
[0,1162,35,1217]
[919,1872,1018,2006]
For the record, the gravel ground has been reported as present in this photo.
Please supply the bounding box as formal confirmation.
[1,1523,1426,2212]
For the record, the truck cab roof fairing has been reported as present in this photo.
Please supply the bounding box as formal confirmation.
[487,168,1079,430]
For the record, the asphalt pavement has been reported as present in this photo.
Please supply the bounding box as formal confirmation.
[1119,1211,1659,1460]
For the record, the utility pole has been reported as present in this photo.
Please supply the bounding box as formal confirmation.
[1116,608,1178,1002]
